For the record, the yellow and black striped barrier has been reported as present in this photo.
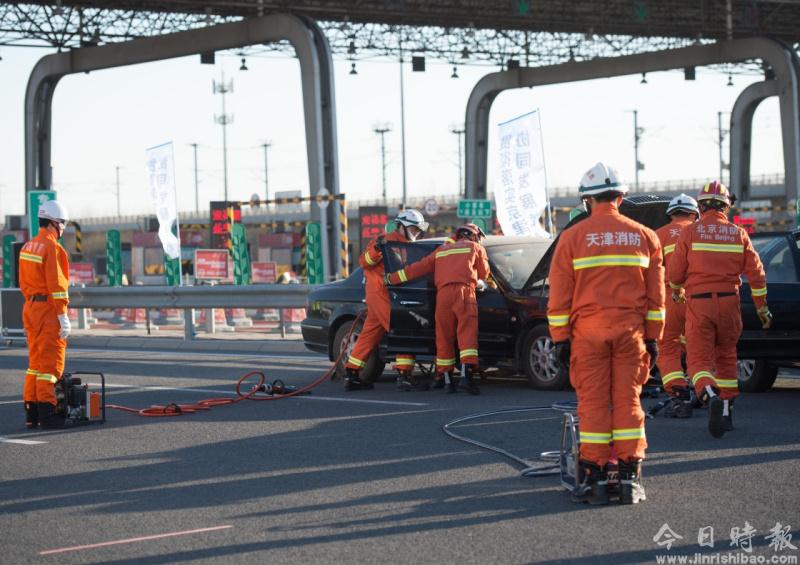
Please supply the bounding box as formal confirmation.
[300,231,308,279]
[68,221,82,260]
[339,197,349,278]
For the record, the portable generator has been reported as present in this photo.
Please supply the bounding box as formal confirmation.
[54,372,106,425]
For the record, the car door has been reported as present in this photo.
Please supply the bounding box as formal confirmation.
[383,240,438,358]
[739,231,800,359]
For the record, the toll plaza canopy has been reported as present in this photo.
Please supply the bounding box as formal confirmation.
[7,1,800,41]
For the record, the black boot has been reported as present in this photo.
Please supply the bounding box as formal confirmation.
[704,386,726,438]
[344,368,373,391]
[459,364,480,395]
[396,373,429,392]
[24,402,38,430]
[724,398,734,431]
[431,374,445,389]
[618,459,646,504]
[663,387,693,419]
[37,402,65,429]
[444,372,457,394]
[572,461,609,505]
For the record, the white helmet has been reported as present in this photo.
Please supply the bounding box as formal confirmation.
[38,200,69,223]
[667,193,699,216]
[395,209,429,232]
[578,162,629,198]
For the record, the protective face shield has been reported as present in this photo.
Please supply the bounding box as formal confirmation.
[395,208,428,241]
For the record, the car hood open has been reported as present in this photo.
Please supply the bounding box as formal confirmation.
[522,194,671,290]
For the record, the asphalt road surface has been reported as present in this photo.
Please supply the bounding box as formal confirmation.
[1,346,798,564]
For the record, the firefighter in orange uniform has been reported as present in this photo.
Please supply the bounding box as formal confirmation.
[19,200,72,429]
[548,163,664,505]
[344,209,429,391]
[386,223,492,395]
[668,181,771,438]
[654,194,699,418]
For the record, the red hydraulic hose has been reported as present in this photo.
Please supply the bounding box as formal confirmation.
[107,311,366,418]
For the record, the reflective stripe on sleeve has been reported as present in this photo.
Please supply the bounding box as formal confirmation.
[661,371,686,385]
[397,269,408,283]
[572,254,649,270]
[436,247,472,259]
[579,431,612,445]
[691,242,744,253]
[750,286,767,297]
[19,252,43,264]
[646,309,665,321]
[36,374,57,384]
[347,356,366,368]
[548,314,570,327]
[363,252,377,266]
[663,244,675,255]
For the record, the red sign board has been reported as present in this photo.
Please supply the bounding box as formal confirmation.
[70,262,95,285]
[359,206,389,253]
[194,249,230,280]
[733,215,756,234]
[210,201,242,250]
[251,262,277,283]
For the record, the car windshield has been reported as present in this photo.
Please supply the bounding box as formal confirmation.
[487,242,550,290]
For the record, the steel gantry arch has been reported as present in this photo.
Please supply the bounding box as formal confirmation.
[465,37,800,206]
[24,13,344,280]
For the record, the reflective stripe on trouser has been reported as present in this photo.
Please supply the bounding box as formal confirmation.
[685,294,742,401]
[570,320,649,466]
[393,354,416,374]
[658,298,690,393]
[435,283,479,373]
[22,301,65,405]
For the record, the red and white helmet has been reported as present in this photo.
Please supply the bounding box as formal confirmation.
[456,223,486,240]
[697,180,731,206]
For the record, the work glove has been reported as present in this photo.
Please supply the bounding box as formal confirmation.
[373,235,386,252]
[757,305,773,329]
[57,314,71,340]
[383,273,392,287]
[671,288,686,304]
[554,340,571,371]
[476,279,487,292]
[645,339,659,370]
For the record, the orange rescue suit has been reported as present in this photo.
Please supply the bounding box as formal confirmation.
[389,239,490,372]
[654,217,695,394]
[548,201,665,466]
[345,230,417,374]
[668,209,767,400]
[19,227,71,406]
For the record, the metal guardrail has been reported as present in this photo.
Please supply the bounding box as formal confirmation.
[68,285,312,309]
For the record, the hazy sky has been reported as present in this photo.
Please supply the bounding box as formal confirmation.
[0,43,783,220]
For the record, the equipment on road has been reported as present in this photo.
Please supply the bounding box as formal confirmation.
[55,372,106,425]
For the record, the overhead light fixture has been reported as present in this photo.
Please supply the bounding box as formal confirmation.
[347,39,356,55]
[727,74,734,86]
[200,52,215,65]
[239,57,248,71]
[640,72,648,84]
[461,46,470,59]
[411,55,425,72]
[568,48,575,62]
[350,62,357,75]
[451,65,459,79]
[507,59,520,70]
[684,66,696,80]
[53,1,64,17]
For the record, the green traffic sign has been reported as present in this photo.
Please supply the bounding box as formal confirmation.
[231,223,251,285]
[27,190,56,238]
[106,230,123,287]
[305,222,324,285]
[164,256,181,287]
[470,218,489,233]
[2,235,15,288]
[457,199,492,219]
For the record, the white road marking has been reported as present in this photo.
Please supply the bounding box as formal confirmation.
[0,437,47,445]
[39,524,233,555]
[66,347,326,361]
[98,382,429,407]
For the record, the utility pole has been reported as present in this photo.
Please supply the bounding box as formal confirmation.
[398,34,408,208]
[373,123,392,201]
[191,143,199,213]
[449,124,466,195]
[261,141,271,205]
[115,165,121,217]
[628,110,645,190]
[213,70,233,203]
[718,111,729,184]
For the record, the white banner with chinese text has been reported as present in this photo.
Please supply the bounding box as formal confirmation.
[494,110,551,238]
[145,142,181,260]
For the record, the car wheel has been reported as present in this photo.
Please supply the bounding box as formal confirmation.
[332,319,386,383]
[737,359,778,393]
[521,325,568,390]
